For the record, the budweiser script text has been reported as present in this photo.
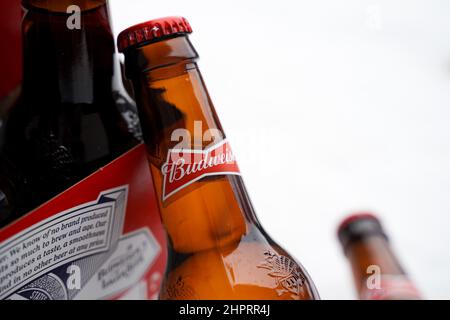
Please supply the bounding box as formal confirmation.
[161,139,240,201]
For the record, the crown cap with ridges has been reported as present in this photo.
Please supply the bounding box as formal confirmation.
[117,16,192,52]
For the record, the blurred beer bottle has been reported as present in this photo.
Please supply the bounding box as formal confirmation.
[0,0,141,227]
[338,213,421,300]
[118,17,319,300]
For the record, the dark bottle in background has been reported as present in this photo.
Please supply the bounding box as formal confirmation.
[0,0,141,227]
[338,213,422,300]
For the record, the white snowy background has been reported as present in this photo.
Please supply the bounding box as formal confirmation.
[110,0,450,299]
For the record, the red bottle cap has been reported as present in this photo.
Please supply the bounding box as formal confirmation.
[117,16,192,53]
[337,212,380,235]
[337,212,387,251]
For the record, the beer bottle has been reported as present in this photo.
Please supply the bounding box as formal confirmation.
[338,213,421,300]
[118,17,319,300]
[0,0,141,227]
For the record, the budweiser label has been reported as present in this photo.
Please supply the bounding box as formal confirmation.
[0,144,167,300]
[161,139,240,201]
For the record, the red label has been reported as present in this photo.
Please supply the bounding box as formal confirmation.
[361,276,421,300]
[0,144,166,300]
[161,139,240,201]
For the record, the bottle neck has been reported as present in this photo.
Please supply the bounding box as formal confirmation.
[124,36,261,253]
[21,0,117,104]
[125,36,223,155]
[124,35,199,78]
[345,234,406,293]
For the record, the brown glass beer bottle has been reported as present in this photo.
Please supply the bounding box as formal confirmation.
[338,213,421,300]
[118,17,319,300]
[0,0,141,227]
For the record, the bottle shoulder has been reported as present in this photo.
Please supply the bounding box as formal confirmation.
[163,239,319,300]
